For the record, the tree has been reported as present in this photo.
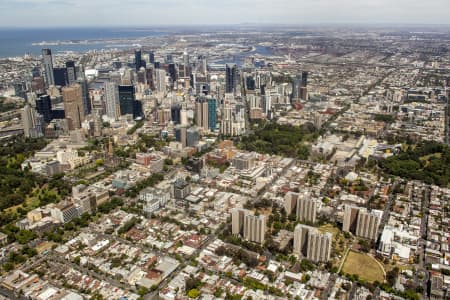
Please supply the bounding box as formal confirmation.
[188,289,200,298]
[386,267,399,287]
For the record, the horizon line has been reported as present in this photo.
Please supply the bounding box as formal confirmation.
[1,22,450,30]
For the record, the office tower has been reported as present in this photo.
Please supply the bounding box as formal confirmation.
[22,104,43,138]
[171,105,181,125]
[208,98,217,131]
[292,74,301,99]
[135,49,144,71]
[77,78,91,115]
[133,100,143,119]
[66,61,77,85]
[118,85,135,117]
[343,205,360,233]
[174,125,187,148]
[166,54,173,64]
[156,69,166,93]
[301,71,308,87]
[195,97,209,131]
[13,81,26,99]
[300,87,308,100]
[180,109,188,126]
[31,66,41,78]
[183,51,189,66]
[53,67,68,86]
[168,63,177,83]
[244,214,266,244]
[42,49,55,87]
[198,55,207,75]
[149,51,155,64]
[226,63,238,94]
[146,66,155,90]
[262,94,272,116]
[296,197,317,224]
[356,210,380,241]
[284,191,299,215]
[62,84,85,130]
[231,208,251,235]
[35,95,52,123]
[137,68,146,84]
[157,108,171,126]
[31,77,45,94]
[105,82,120,120]
[186,127,199,147]
[220,101,233,136]
[246,76,255,91]
[300,71,308,100]
[294,224,332,263]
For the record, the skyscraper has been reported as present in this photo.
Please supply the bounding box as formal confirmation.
[105,82,120,120]
[77,78,91,115]
[168,63,177,83]
[156,69,166,94]
[208,98,217,131]
[174,125,187,148]
[35,95,52,123]
[198,55,207,75]
[53,67,68,86]
[149,51,155,64]
[118,85,135,117]
[42,49,55,87]
[195,97,209,131]
[186,127,199,147]
[226,63,238,94]
[66,61,77,85]
[300,71,308,100]
[165,54,173,64]
[246,76,256,91]
[182,50,189,64]
[301,71,308,87]
[22,104,43,138]
[171,104,181,125]
[135,49,144,71]
[146,66,155,90]
[62,84,84,130]
[292,74,302,99]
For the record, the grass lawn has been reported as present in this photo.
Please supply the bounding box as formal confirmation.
[318,224,340,236]
[342,250,385,283]
[319,224,351,268]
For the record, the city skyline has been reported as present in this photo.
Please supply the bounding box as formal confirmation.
[0,0,449,27]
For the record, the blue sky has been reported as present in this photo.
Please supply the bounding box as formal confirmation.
[0,0,449,27]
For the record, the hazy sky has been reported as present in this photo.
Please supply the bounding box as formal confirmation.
[0,0,449,27]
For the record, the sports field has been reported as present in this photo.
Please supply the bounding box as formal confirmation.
[341,250,385,282]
